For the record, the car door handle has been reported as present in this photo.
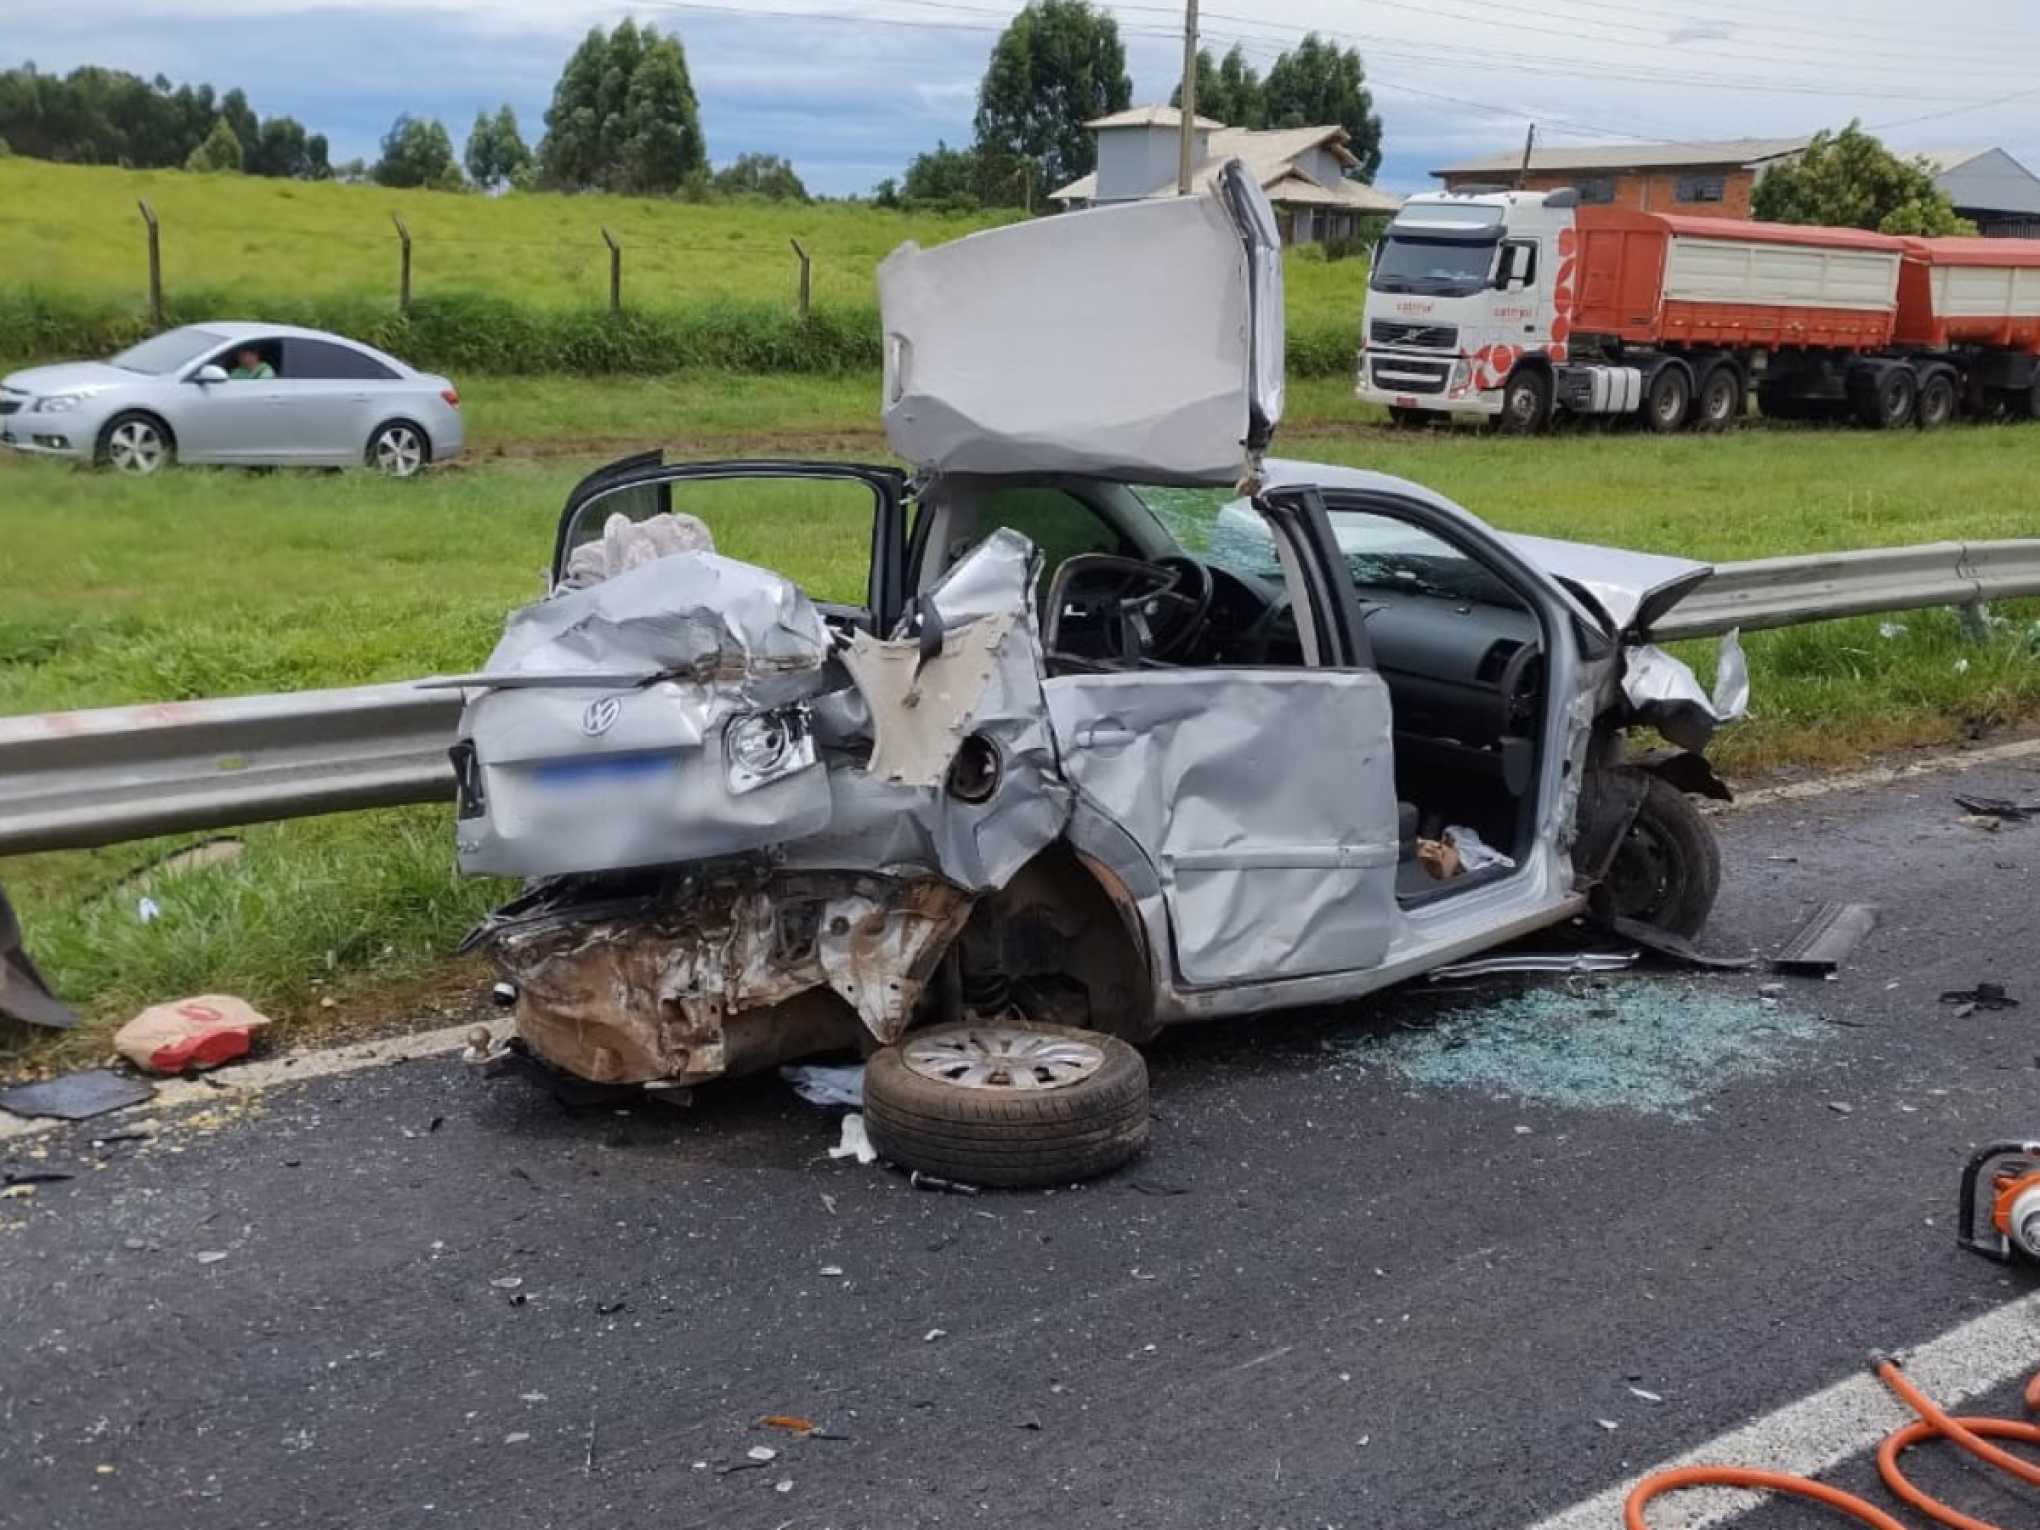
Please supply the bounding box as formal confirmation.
[1073,721,1136,753]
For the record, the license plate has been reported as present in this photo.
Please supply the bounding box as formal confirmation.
[528,754,677,790]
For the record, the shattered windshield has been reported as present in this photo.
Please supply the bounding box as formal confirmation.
[1137,486,1520,606]
[1369,235,1498,297]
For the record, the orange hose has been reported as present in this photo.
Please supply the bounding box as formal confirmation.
[1625,1359,2040,1530]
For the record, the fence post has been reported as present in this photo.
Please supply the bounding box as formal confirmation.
[137,199,163,326]
[790,238,811,320]
[603,227,622,315]
[391,212,412,315]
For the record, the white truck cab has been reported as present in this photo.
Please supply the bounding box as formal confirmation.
[1357,188,1578,425]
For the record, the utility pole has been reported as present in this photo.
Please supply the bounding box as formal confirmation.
[1177,0,1199,195]
[1516,123,1537,189]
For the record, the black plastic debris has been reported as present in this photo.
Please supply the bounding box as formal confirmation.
[0,1069,156,1121]
[1774,903,1879,975]
[0,881,78,1031]
[1955,794,2039,823]
[1940,982,2019,1018]
[1604,917,1757,972]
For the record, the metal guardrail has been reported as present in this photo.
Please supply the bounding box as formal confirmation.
[1,539,2036,858]
[1655,539,2040,640]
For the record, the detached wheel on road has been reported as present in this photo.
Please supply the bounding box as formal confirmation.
[368,420,429,478]
[1493,368,1553,434]
[99,412,174,475]
[1603,776,1721,940]
[863,1021,1149,1190]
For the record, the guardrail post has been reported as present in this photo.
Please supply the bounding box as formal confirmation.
[1957,600,1993,644]
[791,238,811,320]
[391,212,413,316]
[138,199,163,326]
[603,227,622,314]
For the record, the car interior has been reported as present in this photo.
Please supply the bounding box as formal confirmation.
[203,339,285,378]
[916,478,1550,908]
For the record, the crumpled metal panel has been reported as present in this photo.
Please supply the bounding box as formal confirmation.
[1622,630,1749,753]
[878,169,1281,486]
[787,531,1072,892]
[1044,669,1400,987]
[482,873,974,1079]
[838,608,1021,788]
[484,548,830,686]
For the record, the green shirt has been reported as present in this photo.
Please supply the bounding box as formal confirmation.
[229,361,275,380]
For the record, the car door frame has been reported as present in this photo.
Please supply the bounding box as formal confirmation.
[550,455,910,633]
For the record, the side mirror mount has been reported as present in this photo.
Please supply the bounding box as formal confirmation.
[191,364,228,385]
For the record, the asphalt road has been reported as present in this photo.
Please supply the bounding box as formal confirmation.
[3,755,2038,1530]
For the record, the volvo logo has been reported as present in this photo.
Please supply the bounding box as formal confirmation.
[581,697,623,737]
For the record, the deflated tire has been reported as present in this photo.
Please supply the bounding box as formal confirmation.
[863,1021,1149,1189]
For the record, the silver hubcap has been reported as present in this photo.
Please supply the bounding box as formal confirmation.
[108,420,166,474]
[902,1026,1106,1092]
[374,426,425,477]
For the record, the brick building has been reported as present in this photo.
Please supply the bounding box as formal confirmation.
[1431,138,1811,221]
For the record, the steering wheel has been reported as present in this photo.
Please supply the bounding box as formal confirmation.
[1495,637,1545,731]
[1045,553,1214,665]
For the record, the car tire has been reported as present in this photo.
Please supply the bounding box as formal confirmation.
[367,420,430,478]
[1492,368,1553,435]
[98,412,174,475]
[1603,776,1722,940]
[862,1021,1150,1190]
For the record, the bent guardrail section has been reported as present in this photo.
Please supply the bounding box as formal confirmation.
[1,538,2036,857]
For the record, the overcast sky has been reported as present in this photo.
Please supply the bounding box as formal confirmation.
[17,0,2040,196]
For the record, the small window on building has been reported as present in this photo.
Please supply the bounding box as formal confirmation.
[1675,174,1727,204]
[1574,177,1616,205]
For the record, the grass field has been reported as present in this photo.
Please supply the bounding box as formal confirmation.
[0,159,1374,372]
[4,399,2036,1069]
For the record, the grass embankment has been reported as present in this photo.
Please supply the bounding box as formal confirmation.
[0,158,1372,375]
[3,398,2035,1068]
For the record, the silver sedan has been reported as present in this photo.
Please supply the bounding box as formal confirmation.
[0,322,464,477]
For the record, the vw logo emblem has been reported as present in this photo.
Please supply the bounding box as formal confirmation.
[581,697,623,737]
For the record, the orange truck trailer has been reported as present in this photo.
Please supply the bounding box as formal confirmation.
[1357,188,2040,432]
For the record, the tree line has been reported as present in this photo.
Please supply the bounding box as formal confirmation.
[0,64,330,177]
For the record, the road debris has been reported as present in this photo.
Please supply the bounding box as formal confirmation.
[827,1113,877,1165]
[194,1250,229,1264]
[0,880,78,1030]
[1430,951,1639,982]
[0,1069,155,1122]
[1773,902,1879,976]
[1955,793,2038,823]
[114,995,273,1075]
[1940,983,2019,1017]
[758,1416,817,1436]
[781,1064,864,1108]
[747,1445,779,1462]
[908,1169,981,1197]
[1629,1386,1665,1403]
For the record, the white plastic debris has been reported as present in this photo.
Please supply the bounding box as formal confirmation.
[746,1446,778,1463]
[1629,1387,1664,1403]
[1878,622,1908,640]
[782,1063,865,1109]
[136,897,162,924]
[827,1113,878,1165]
[1444,825,1516,874]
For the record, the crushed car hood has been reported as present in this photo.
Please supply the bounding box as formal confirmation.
[879,161,1284,487]
[1502,533,1712,635]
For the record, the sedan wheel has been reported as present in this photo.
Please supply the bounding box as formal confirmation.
[102,414,172,475]
[369,422,428,478]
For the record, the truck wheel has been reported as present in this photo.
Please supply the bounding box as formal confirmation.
[1644,364,1692,434]
[2021,375,2040,422]
[1494,369,1552,434]
[862,1021,1150,1190]
[1857,367,1917,429]
[1602,777,1721,940]
[1915,371,1958,430]
[1691,364,1743,432]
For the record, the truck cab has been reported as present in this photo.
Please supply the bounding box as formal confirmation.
[1358,189,1577,425]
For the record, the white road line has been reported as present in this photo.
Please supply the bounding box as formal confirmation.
[0,1021,478,1144]
[1522,1290,2040,1530]
[1726,735,2040,812]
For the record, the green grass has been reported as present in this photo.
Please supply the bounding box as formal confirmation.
[3,411,2036,1068]
[0,158,1371,377]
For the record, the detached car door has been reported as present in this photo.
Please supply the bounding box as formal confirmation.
[550,454,910,632]
[1043,491,1403,988]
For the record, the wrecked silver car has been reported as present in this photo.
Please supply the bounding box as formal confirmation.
[441,165,1742,1186]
